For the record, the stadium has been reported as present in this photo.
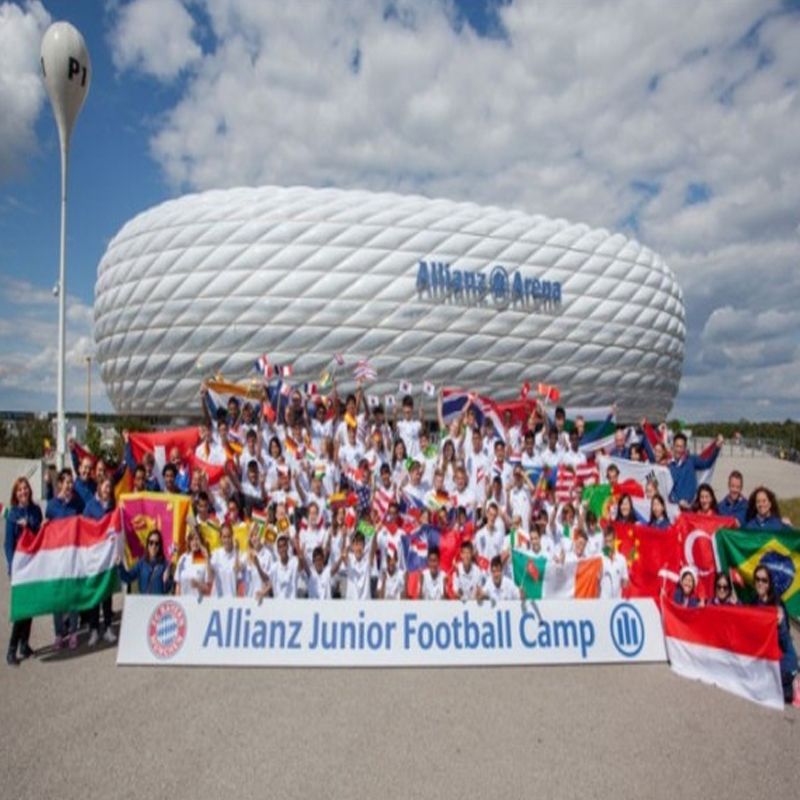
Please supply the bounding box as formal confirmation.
[94,186,685,418]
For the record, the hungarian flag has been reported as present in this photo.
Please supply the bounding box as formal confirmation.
[511,549,601,599]
[671,512,738,601]
[10,511,123,621]
[715,527,800,618]
[615,522,678,601]
[663,598,784,710]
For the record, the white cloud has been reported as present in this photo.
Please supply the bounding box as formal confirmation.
[0,275,111,412]
[108,0,201,81]
[99,1,800,421]
[0,1,51,180]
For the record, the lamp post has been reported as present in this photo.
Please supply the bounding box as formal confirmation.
[41,22,91,469]
[85,355,91,428]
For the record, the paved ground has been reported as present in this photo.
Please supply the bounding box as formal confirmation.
[1,454,799,799]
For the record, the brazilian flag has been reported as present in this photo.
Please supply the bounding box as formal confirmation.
[715,527,800,618]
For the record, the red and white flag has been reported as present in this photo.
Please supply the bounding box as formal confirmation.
[663,598,784,710]
[354,360,377,382]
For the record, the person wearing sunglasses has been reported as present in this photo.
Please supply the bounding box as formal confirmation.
[752,564,800,706]
[710,572,737,606]
[119,529,174,597]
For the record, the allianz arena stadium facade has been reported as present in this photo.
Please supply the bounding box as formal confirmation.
[94,185,685,419]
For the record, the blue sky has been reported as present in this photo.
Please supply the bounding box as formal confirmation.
[1,0,800,421]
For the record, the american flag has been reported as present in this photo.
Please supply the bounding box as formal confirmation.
[373,485,395,519]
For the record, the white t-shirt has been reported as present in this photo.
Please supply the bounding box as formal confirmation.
[452,562,484,600]
[307,565,333,599]
[475,521,506,562]
[270,557,300,599]
[483,575,519,601]
[241,548,274,598]
[175,553,208,598]
[600,552,629,599]
[420,569,446,600]
[396,418,422,458]
[210,548,240,597]
[299,525,329,568]
[379,568,405,599]
[344,553,372,600]
[508,485,532,531]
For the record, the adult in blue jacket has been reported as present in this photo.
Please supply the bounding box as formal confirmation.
[667,432,723,509]
[717,470,748,527]
[68,439,97,507]
[744,486,793,531]
[119,529,174,595]
[5,477,43,666]
[45,469,82,650]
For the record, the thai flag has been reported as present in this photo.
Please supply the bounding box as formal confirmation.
[354,360,377,381]
[254,354,269,374]
[334,352,345,366]
[441,388,506,443]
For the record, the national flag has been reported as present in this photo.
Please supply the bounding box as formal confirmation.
[663,598,784,710]
[423,381,436,398]
[582,484,613,520]
[613,478,646,499]
[334,352,345,366]
[384,394,396,408]
[320,370,331,389]
[512,549,602,599]
[277,364,294,377]
[401,525,440,573]
[441,388,506,444]
[353,360,377,381]
[695,439,721,487]
[566,406,617,453]
[118,492,193,564]
[537,382,560,403]
[254,354,270,374]
[520,380,531,400]
[614,522,679,601]
[373,485,395,520]
[671,512,738,600]
[280,382,292,397]
[128,427,200,467]
[303,382,318,395]
[262,400,276,424]
[198,520,249,553]
[185,451,228,487]
[367,394,380,409]
[10,511,123,621]
[714,527,800,618]
[204,378,264,402]
[284,436,302,460]
[399,380,412,395]
[596,455,678,518]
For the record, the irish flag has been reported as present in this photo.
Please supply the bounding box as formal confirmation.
[512,550,602,599]
[663,598,784,710]
[10,510,123,622]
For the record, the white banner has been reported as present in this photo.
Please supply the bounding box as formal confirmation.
[117,597,666,667]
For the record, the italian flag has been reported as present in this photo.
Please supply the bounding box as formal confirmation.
[10,510,123,622]
[662,598,784,710]
[512,549,602,599]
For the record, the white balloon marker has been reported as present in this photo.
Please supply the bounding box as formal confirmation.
[41,22,91,468]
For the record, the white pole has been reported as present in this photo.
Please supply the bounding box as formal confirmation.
[41,22,91,469]
[56,143,68,468]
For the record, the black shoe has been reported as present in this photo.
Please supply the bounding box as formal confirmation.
[6,650,19,667]
[18,643,35,659]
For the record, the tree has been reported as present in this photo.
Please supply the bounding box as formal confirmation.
[8,417,53,459]
[84,423,103,458]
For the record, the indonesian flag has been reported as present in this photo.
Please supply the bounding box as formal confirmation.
[537,382,560,403]
[662,598,784,710]
[520,380,531,400]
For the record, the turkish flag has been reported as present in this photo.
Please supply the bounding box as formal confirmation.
[671,512,737,601]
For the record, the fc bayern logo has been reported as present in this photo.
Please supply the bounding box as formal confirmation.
[147,601,187,660]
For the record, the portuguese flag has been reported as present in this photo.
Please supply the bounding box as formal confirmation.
[512,549,602,599]
[714,527,800,618]
[10,510,123,622]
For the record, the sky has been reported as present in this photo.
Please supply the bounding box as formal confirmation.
[1,0,799,422]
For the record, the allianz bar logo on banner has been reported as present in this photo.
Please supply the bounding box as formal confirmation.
[118,597,666,667]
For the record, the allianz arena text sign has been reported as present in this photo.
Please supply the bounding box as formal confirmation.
[416,259,562,306]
